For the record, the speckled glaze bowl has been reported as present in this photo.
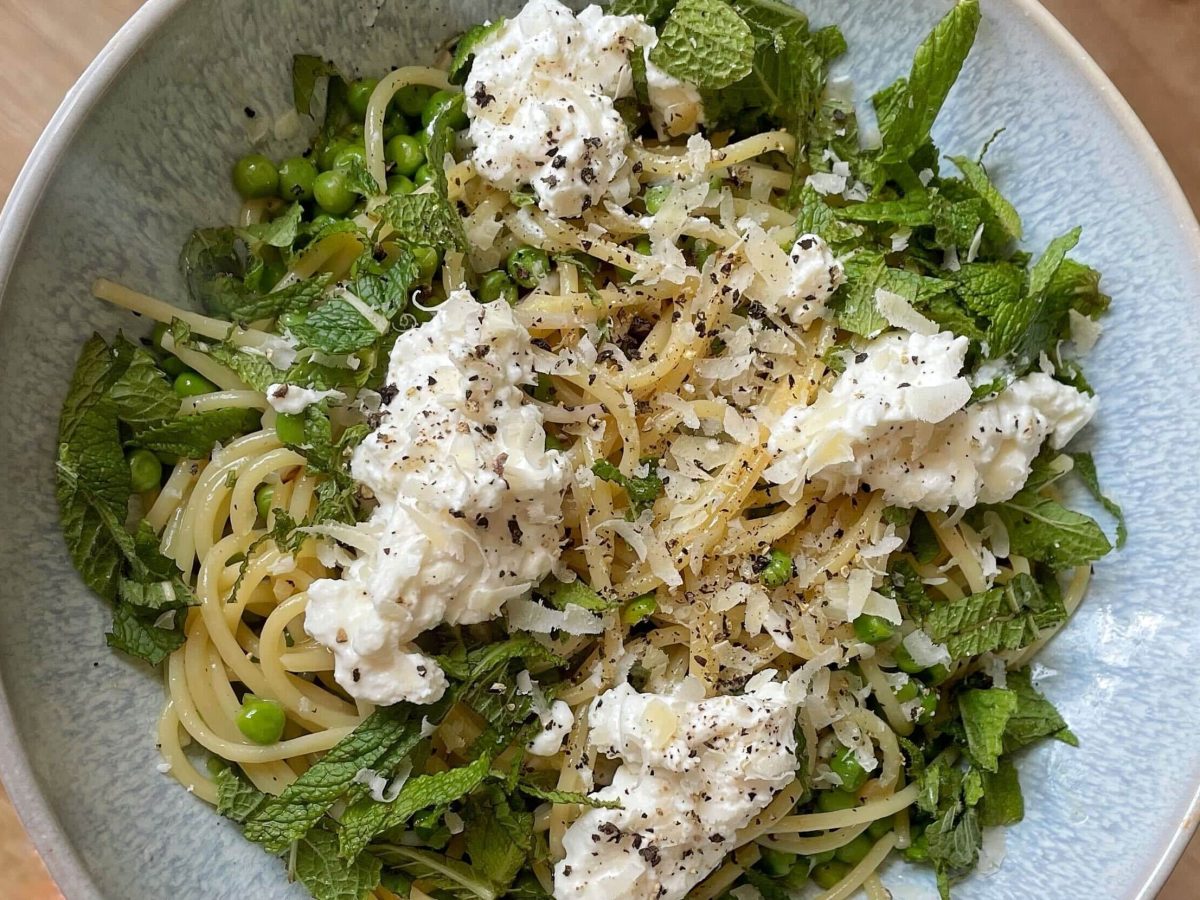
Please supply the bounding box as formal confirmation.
[0,0,1196,897]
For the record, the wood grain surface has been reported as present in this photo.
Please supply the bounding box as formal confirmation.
[0,1,1196,898]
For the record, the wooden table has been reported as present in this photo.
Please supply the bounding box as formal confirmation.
[0,1,1196,898]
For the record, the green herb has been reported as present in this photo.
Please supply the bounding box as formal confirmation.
[130,408,262,459]
[1068,451,1126,548]
[288,298,383,355]
[591,458,663,516]
[295,827,382,900]
[951,261,1024,317]
[946,155,1022,242]
[874,0,981,164]
[650,0,755,90]
[106,602,186,665]
[462,785,532,893]
[237,202,304,248]
[379,192,466,254]
[987,227,1080,365]
[243,706,420,852]
[957,688,1017,772]
[992,488,1112,568]
[109,344,178,425]
[610,0,675,24]
[514,782,621,809]
[978,758,1024,827]
[1002,668,1077,752]
[541,578,616,612]
[923,573,1066,659]
[372,844,499,900]
[214,765,269,824]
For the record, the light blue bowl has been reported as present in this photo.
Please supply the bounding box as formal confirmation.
[0,1,1196,897]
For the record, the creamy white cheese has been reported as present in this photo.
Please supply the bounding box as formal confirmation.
[740,225,844,327]
[465,0,702,219]
[265,383,345,415]
[764,330,1097,510]
[554,679,800,900]
[304,290,568,705]
[527,699,575,756]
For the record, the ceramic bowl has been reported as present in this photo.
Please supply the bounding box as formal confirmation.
[0,0,1197,897]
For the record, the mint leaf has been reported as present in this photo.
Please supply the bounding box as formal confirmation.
[292,55,339,116]
[948,155,1022,241]
[829,251,888,337]
[289,298,383,355]
[56,335,132,600]
[243,706,417,852]
[925,803,981,897]
[1003,668,1076,752]
[1048,257,1110,320]
[611,0,675,23]
[372,845,498,900]
[795,184,862,244]
[130,407,262,459]
[203,342,280,392]
[978,757,1024,827]
[541,578,617,612]
[238,202,304,248]
[351,252,418,320]
[295,827,381,900]
[215,765,269,824]
[450,20,505,85]
[875,0,981,164]
[117,576,196,612]
[341,156,382,198]
[110,344,178,426]
[106,602,185,665]
[951,261,1024,317]
[923,573,1066,659]
[1068,451,1126,548]
[650,0,754,91]
[836,194,935,227]
[993,489,1112,568]
[464,786,531,893]
[515,782,621,809]
[343,756,492,860]
[987,227,1080,363]
[957,688,1017,772]
[380,192,466,254]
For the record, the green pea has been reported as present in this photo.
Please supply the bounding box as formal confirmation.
[385,134,425,177]
[205,756,229,778]
[757,846,796,878]
[894,679,920,703]
[127,449,163,493]
[412,245,441,283]
[621,593,658,627]
[347,78,379,118]
[811,860,852,890]
[151,321,169,351]
[853,613,895,645]
[421,89,468,130]
[829,746,868,792]
[231,154,279,199]
[236,695,286,745]
[386,174,416,196]
[478,269,517,304]
[254,483,276,520]
[634,236,653,256]
[816,788,858,813]
[173,371,217,398]
[313,170,356,214]
[278,156,318,201]
[867,816,894,840]
[644,184,672,215]
[332,143,368,175]
[892,642,925,675]
[834,833,873,866]
[759,548,793,587]
[506,246,552,288]
[161,355,187,377]
[275,412,306,446]
[317,138,349,171]
[413,162,436,187]
[805,850,836,867]
[395,84,435,117]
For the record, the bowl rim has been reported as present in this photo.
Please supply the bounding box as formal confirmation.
[0,0,1197,897]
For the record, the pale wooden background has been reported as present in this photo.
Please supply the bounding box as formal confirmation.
[0,1,1196,897]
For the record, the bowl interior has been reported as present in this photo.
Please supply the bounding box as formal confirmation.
[1,0,1198,897]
